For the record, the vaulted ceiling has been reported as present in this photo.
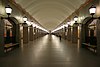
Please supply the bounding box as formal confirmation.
[15,0,86,30]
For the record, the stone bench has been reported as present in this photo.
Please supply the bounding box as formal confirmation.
[4,43,19,52]
[82,43,97,53]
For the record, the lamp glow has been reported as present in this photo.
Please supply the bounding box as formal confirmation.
[5,5,12,15]
[74,16,78,22]
[23,16,27,22]
[67,21,70,25]
[89,5,96,15]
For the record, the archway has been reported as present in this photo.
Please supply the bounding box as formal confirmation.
[1,17,20,52]
[81,17,97,53]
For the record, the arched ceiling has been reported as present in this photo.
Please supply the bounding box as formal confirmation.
[15,0,86,30]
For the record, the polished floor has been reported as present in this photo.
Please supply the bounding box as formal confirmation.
[0,35,100,67]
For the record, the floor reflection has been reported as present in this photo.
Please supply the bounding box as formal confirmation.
[0,34,100,67]
[32,35,49,58]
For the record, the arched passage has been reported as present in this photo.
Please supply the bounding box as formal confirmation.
[81,17,97,53]
[0,17,20,53]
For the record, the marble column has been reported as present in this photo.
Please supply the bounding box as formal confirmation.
[0,19,4,56]
[64,27,67,39]
[23,23,28,44]
[40,30,42,37]
[60,29,63,38]
[96,19,100,55]
[67,25,71,41]
[39,29,41,37]
[72,23,78,43]
[37,28,39,38]
[80,24,86,47]
[36,28,38,39]
[33,27,36,40]
[29,25,33,41]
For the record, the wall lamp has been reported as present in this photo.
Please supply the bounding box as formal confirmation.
[1,5,12,19]
[74,16,78,23]
[1,5,12,34]
[30,21,33,26]
[5,5,12,17]
[89,5,96,18]
[67,21,71,25]
[23,16,27,22]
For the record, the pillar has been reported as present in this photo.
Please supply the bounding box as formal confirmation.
[29,25,33,41]
[80,24,86,47]
[64,27,67,39]
[72,23,78,43]
[36,28,38,39]
[0,19,4,56]
[39,29,41,37]
[33,27,36,40]
[62,28,65,38]
[67,25,71,41]
[23,23,28,44]
[60,29,63,37]
[96,19,100,55]
[40,29,42,37]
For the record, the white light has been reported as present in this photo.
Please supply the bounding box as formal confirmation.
[65,24,68,27]
[35,24,38,28]
[74,16,78,21]
[5,5,12,15]
[52,25,64,33]
[62,25,65,28]
[26,21,31,26]
[31,23,36,27]
[67,21,71,25]
[23,16,27,22]
[30,21,33,25]
[36,25,39,28]
[89,5,96,15]
[70,21,75,26]
[6,8,12,14]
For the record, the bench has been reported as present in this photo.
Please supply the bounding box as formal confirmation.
[82,43,97,53]
[4,43,19,52]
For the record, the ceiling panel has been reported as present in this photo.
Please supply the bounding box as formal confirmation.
[15,0,86,30]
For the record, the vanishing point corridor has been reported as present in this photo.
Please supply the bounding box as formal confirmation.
[0,0,100,67]
[0,35,100,67]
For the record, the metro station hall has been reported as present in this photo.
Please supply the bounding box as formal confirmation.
[0,0,100,67]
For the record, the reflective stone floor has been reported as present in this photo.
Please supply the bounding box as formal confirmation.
[0,35,100,67]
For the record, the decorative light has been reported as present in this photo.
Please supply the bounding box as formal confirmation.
[31,21,33,25]
[31,23,36,27]
[67,21,70,25]
[5,5,12,16]
[65,24,68,27]
[70,21,75,26]
[89,5,96,16]
[26,21,32,26]
[74,16,78,22]
[62,25,65,28]
[23,16,27,22]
